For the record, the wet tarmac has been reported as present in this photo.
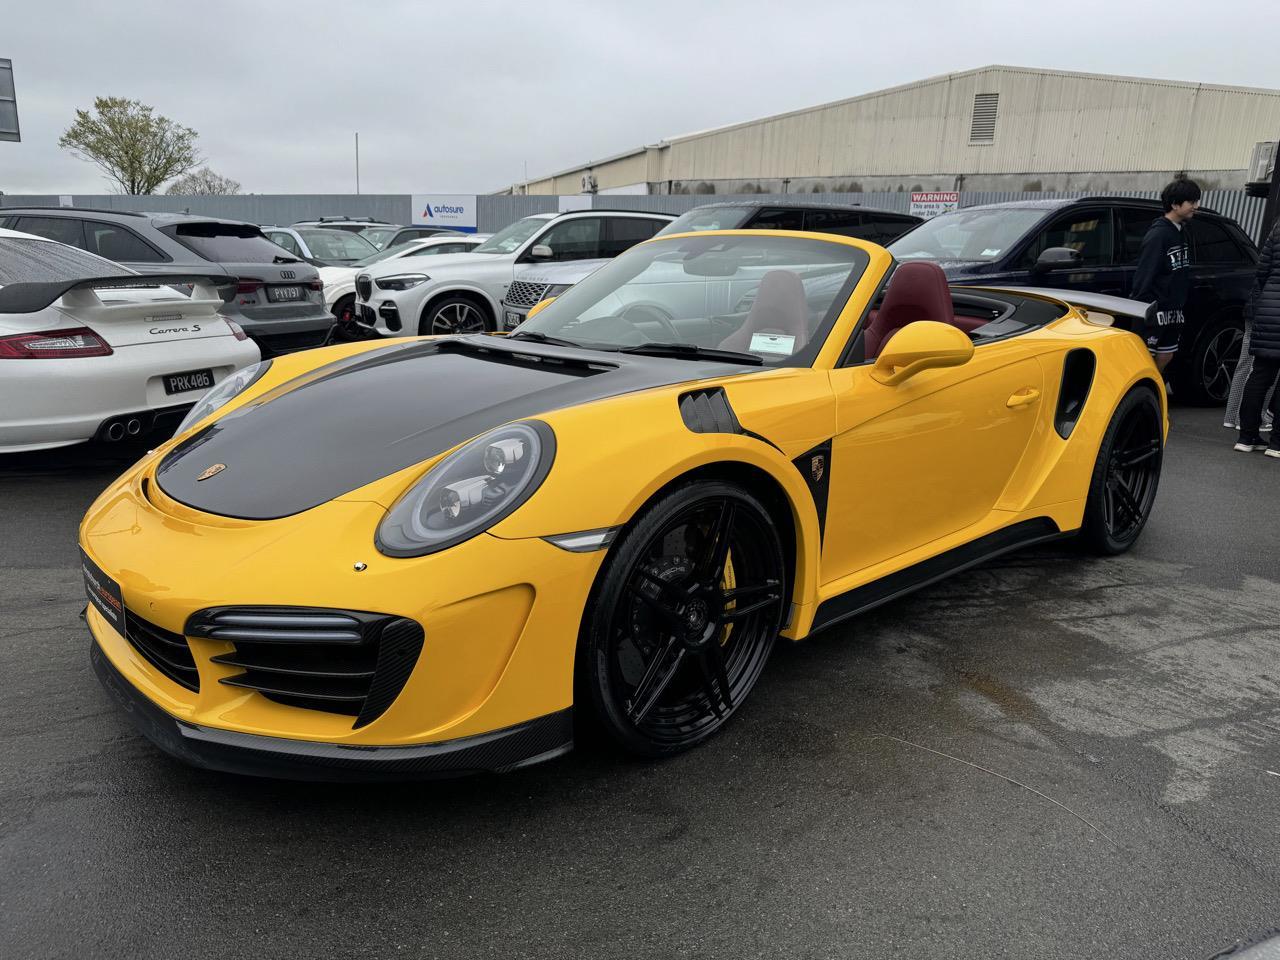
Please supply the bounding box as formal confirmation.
[1,407,1277,959]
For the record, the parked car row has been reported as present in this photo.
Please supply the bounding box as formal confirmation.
[0,193,1261,456]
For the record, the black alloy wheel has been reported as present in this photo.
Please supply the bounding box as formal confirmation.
[423,296,489,336]
[1180,317,1245,405]
[1081,386,1164,554]
[580,481,786,757]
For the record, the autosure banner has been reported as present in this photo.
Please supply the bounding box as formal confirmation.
[909,192,959,219]
[411,194,477,233]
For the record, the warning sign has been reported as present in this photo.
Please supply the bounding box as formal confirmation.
[910,192,960,219]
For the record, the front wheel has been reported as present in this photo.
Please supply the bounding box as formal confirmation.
[420,296,491,336]
[1080,386,1164,555]
[579,481,786,758]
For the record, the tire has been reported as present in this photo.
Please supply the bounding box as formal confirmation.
[1174,314,1245,406]
[331,294,356,324]
[1080,385,1164,555]
[419,295,491,336]
[578,480,786,758]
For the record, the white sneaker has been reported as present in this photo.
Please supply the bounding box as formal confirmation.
[1235,439,1269,452]
[1266,448,1280,459]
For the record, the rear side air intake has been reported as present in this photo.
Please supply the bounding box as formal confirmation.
[1055,349,1096,439]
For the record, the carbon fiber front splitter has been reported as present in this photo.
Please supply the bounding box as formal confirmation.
[90,639,574,782]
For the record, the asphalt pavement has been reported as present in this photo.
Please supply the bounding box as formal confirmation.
[1,407,1278,960]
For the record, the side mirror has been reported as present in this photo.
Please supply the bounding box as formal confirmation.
[1031,246,1082,275]
[529,244,553,260]
[527,296,556,319]
[872,321,974,386]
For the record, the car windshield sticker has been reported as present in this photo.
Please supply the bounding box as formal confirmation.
[981,248,1002,257]
[749,333,795,355]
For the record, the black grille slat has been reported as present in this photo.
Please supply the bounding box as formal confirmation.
[356,275,372,301]
[123,609,200,692]
[187,606,423,727]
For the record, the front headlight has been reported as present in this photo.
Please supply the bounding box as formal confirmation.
[376,420,555,557]
[375,273,430,291]
[175,360,272,434]
[543,283,573,298]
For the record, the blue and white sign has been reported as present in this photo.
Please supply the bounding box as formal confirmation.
[411,194,477,233]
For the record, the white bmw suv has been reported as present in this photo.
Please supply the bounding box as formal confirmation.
[353,210,672,336]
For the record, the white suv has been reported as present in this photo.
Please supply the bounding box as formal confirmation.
[354,210,672,336]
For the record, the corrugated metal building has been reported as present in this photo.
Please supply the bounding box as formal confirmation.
[509,65,1280,196]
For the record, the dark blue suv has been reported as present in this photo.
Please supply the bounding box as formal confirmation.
[887,197,1259,403]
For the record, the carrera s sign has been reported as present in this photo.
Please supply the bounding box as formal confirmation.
[411,194,477,233]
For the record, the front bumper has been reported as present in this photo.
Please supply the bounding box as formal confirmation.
[91,638,573,781]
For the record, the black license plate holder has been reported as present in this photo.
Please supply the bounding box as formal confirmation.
[162,368,214,395]
[267,285,304,302]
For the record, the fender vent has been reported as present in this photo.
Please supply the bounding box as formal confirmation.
[1055,349,1096,439]
[679,388,742,434]
[187,606,424,728]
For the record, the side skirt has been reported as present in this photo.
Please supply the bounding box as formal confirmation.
[809,517,1066,634]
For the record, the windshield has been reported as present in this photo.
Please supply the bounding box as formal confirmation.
[515,234,868,366]
[361,227,396,249]
[298,229,378,261]
[887,208,1048,262]
[472,217,549,255]
[655,206,754,237]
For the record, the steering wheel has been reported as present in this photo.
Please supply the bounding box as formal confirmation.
[620,303,680,341]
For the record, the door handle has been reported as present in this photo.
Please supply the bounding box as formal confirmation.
[1007,387,1041,408]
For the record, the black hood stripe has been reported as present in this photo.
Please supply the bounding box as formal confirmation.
[157,336,749,520]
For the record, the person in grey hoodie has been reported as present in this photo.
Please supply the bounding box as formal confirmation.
[1234,218,1280,456]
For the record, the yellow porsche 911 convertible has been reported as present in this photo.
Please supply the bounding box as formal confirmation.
[81,229,1165,780]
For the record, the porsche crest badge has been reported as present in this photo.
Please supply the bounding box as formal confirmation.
[810,454,825,483]
[197,463,227,481]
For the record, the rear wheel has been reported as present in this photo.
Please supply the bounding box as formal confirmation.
[420,296,491,336]
[1080,386,1163,555]
[1175,315,1245,405]
[579,481,786,757]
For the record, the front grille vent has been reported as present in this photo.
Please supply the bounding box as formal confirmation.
[124,609,200,692]
[355,274,372,302]
[505,280,550,308]
[186,606,424,728]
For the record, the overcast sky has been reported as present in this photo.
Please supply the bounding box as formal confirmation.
[1,0,1275,196]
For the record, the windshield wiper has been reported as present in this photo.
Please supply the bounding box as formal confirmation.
[507,330,584,348]
[618,341,764,365]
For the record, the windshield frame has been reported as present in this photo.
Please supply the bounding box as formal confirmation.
[887,207,1051,264]
[513,230,872,370]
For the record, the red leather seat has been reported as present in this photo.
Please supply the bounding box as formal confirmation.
[719,270,809,354]
[862,261,955,359]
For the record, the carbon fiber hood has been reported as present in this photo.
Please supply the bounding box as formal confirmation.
[155,336,740,520]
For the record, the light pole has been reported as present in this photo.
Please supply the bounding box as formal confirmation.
[355,132,361,195]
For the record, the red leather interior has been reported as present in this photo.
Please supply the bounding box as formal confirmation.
[862,261,956,359]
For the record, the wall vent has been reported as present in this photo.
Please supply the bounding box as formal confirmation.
[969,93,999,144]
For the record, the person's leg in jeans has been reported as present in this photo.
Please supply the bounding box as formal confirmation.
[1237,357,1280,450]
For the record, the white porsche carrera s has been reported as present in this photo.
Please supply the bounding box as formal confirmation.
[0,228,261,454]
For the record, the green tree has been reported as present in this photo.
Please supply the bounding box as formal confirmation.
[59,97,199,195]
[166,166,241,195]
